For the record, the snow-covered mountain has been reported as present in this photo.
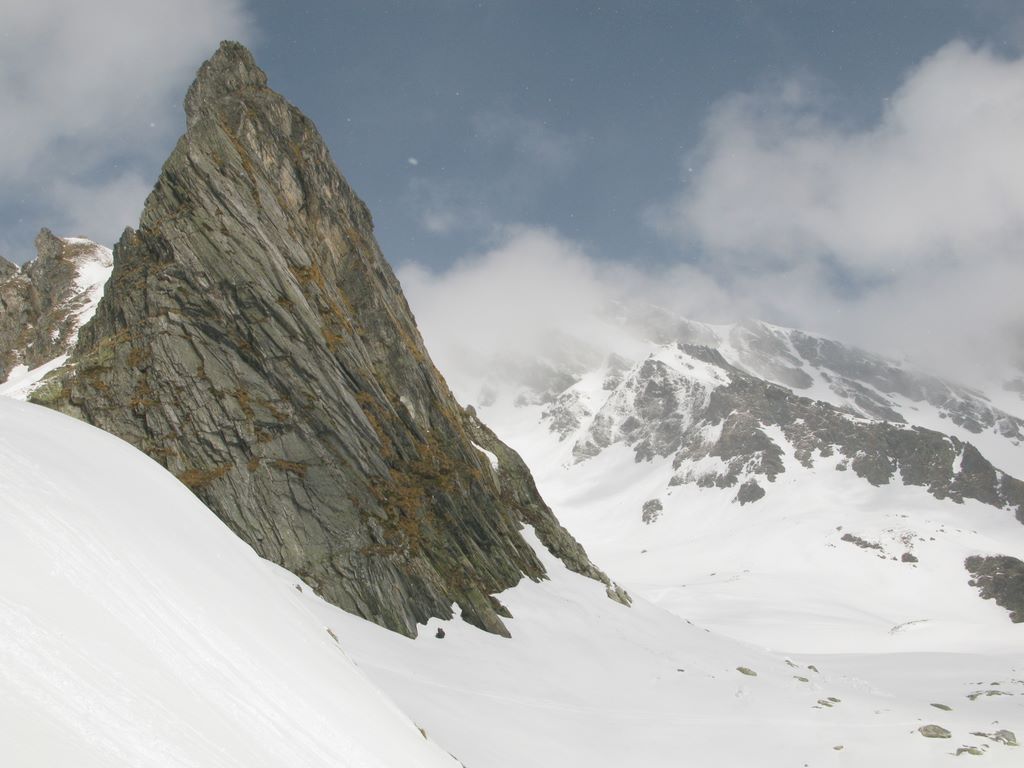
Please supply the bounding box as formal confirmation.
[450,308,1024,653]
[475,311,1024,470]
[4,395,1022,766]
[0,229,112,399]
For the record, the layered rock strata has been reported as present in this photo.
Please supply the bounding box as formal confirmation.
[33,42,623,637]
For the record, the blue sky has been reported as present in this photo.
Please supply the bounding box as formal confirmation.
[3,1,1024,376]
[244,0,1023,271]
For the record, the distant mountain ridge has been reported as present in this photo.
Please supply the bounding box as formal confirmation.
[551,340,1024,519]
[457,304,1024,629]
[530,312,1024,515]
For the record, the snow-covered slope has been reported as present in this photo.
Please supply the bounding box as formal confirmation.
[0,397,459,768]
[524,426,1024,652]
[300,522,1024,767]
[4,375,1022,766]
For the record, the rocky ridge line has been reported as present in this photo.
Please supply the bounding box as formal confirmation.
[557,343,1024,520]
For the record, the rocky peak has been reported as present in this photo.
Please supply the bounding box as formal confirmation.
[31,42,623,637]
[19,229,78,308]
[0,230,112,389]
[33,227,65,262]
[184,41,268,129]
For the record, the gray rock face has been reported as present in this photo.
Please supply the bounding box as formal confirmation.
[965,555,1024,623]
[543,389,592,440]
[0,230,112,384]
[734,480,765,505]
[0,255,15,282]
[641,498,663,524]
[572,354,723,464]
[33,41,622,637]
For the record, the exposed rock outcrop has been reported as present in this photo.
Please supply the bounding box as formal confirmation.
[641,498,663,524]
[0,230,112,386]
[30,42,621,637]
[965,554,1024,623]
[0,255,16,282]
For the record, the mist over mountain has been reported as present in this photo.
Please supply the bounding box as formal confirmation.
[399,224,1024,403]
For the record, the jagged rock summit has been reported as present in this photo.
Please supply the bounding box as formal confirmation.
[0,229,112,393]
[33,41,623,637]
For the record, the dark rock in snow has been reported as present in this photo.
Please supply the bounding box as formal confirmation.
[734,479,765,505]
[965,555,1024,623]
[641,498,663,524]
[841,533,883,551]
[971,729,1017,747]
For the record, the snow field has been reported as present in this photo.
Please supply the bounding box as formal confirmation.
[0,397,460,768]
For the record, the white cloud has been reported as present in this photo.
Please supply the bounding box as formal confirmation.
[408,177,494,237]
[648,40,1024,379]
[402,42,1024,389]
[420,209,458,234]
[658,42,1024,273]
[52,173,153,245]
[0,0,253,252]
[400,227,609,382]
[398,227,745,402]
